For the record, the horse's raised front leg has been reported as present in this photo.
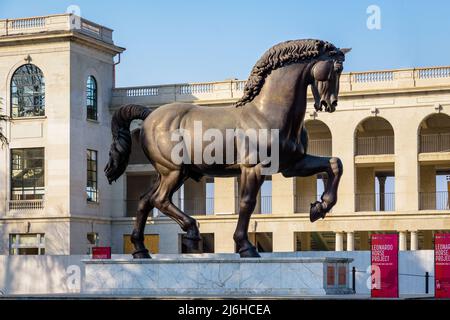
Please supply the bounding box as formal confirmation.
[234,166,264,258]
[282,155,343,222]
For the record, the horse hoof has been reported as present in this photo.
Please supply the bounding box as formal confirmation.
[132,249,151,259]
[239,246,261,258]
[310,201,326,222]
[182,236,202,253]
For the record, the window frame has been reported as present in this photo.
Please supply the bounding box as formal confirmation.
[86,75,98,121]
[10,147,45,200]
[86,149,98,203]
[10,64,45,118]
[9,233,45,255]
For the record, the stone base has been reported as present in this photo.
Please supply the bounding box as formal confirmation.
[82,254,353,297]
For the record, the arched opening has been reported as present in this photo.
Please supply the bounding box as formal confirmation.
[11,64,45,118]
[304,119,332,156]
[418,113,450,210]
[86,75,98,120]
[354,117,395,211]
[355,116,394,155]
[419,113,450,153]
[294,120,332,212]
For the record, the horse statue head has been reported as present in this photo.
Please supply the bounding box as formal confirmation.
[310,46,351,113]
[234,39,351,114]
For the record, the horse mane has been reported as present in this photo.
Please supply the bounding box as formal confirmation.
[235,39,342,107]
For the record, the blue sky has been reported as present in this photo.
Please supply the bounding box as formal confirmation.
[1,0,450,87]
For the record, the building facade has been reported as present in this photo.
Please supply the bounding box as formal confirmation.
[0,14,449,255]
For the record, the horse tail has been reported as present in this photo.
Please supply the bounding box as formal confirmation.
[104,104,152,184]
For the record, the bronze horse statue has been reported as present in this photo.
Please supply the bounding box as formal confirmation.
[105,39,350,258]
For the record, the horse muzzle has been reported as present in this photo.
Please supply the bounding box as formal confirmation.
[320,99,337,113]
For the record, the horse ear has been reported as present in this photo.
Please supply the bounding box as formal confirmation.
[341,48,352,55]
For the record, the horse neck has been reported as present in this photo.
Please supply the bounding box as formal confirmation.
[246,63,310,130]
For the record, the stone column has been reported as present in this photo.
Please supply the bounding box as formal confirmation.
[294,176,316,213]
[419,165,436,210]
[335,232,344,251]
[213,178,237,215]
[273,230,294,252]
[272,173,295,214]
[399,231,407,251]
[214,225,236,253]
[378,175,386,211]
[356,167,375,211]
[394,119,419,212]
[346,232,355,251]
[410,231,418,251]
[327,113,356,214]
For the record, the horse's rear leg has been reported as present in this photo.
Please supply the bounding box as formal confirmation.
[282,155,343,222]
[152,170,202,253]
[130,176,160,258]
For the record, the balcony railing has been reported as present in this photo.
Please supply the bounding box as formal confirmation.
[308,139,332,157]
[259,196,272,214]
[295,194,321,213]
[353,70,394,83]
[419,133,450,153]
[355,136,394,156]
[355,193,395,212]
[111,66,450,107]
[235,195,272,214]
[0,14,114,44]
[8,200,44,210]
[419,191,450,210]
[181,197,214,215]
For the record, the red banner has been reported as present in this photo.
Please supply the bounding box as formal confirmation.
[92,247,111,259]
[371,234,399,298]
[435,233,450,298]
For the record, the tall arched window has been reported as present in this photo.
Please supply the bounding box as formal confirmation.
[86,76,98,120]
[11,64,45,118]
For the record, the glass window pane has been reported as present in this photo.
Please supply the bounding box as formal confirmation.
[10,148,45,200]
[86,76,97,120]
[19,234,39,245]
[86,150,98,202]
[10,64,45,118]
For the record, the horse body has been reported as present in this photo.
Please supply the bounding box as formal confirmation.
[105,39,349,258]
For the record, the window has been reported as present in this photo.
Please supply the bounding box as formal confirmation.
[87,150,98,202]
[11,148,44,200]
[124,234,159,254]
[86,76,97,120]
[11,64,45,118]
[9,233,45,255]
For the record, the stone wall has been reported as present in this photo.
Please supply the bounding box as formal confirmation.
[0,251,434,297]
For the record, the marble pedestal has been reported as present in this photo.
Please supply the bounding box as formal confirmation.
[82,255,353,297]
